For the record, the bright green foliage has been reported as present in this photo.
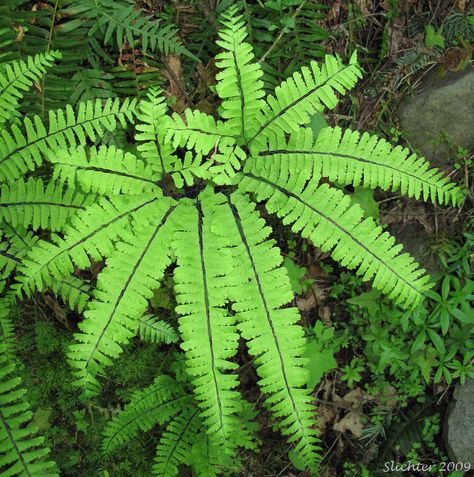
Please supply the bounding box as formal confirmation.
[0,97,136,182]
[102,375,187,454]
[138,315,179,344]
[256,126,462,205]
[173,196,254,452]
[0,292,58,476]
[0,178,87,231]
[153,407,203,477]
[50,145,161,196]
[68,198,176,396]
[0,4,464,476]
[0,51,61,125]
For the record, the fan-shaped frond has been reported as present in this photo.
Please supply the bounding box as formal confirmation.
[212,192,320,470]
[257,126,464,206]
[0,293,58,477]
[0,97,136,182]
[173,196,252,452]
[102,375,186,454]
[215,5,265,138]
[68,199,176,397]
[247,52,362,151]
[153,407,202,477]
[49,144,161,196]
[16,194,160,297]
[0,178,87,231]
[239,169,432,308]
[0,51,61,125]
[138,315,179,345]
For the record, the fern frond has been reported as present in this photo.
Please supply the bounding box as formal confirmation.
[0,361,59,477]
[16,194,160,297]
[172,196,252,452]
[166,109,237,155]
[102,375,187,454]
[50,276,92,313]
[0,224,38,279]
[75,0,197,59]
[248,52,362,151]
[0,51,61,125]
[239,169,432,308]
[215,5,265,138]
[0,178,87,231]
[257,126,464,206]
[138,315,179,345]
[49,145,161,196]
[0,97,136,182]
[135,88,175,178]
[153,407,202,477]
[213,192,320,470]
[170,151,210,189]
[0,293,58,477]
[68,200,176,397]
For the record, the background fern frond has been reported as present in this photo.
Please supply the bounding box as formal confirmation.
[0,292,58,477]
[102,375,187,454]
[138,315,179,345]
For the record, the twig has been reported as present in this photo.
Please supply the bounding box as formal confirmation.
[259,0,307,64]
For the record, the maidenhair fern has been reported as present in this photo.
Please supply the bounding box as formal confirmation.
[1,5,464,476]
[0,288,58,476]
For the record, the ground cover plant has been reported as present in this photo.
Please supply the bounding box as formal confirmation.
[0,1,472,476]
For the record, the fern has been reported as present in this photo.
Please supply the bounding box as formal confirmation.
[0,97,136,182]
[0,51,61,125]
[153,407,202,477]
[0,178,88,231]
[4,5,463,475]
[68,198,176,396]
[0,291,58,476]
[256,126,462,206]
[138,315,179,345]
[65,0,196,59]
[102,374,187,454]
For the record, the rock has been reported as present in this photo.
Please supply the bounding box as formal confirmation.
[388,222,440,275]
[398,66,474,167]
[444,378,474,466]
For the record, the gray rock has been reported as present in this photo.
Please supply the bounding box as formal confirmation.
[388,222,440,275]
[398,66,474,167]
[444,378,474,467]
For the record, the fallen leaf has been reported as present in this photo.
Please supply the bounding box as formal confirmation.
[163,54,187,113]
[333,410,365,437]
